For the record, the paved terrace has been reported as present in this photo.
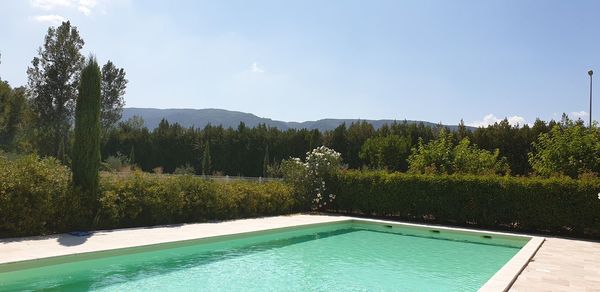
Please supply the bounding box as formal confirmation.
[0,214,598,291]
[511,237,600,291]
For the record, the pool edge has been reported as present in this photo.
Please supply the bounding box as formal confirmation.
[0,218,354,273]
[1,214,543,289]
[478,236,545,292]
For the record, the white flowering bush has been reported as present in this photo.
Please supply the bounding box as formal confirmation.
[281,146,342,210]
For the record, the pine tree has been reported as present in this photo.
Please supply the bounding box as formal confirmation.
[72,56,101,200]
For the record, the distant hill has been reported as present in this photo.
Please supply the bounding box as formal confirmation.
[121,108,471,132]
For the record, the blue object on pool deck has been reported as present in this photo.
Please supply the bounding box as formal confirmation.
[68,231,91,237]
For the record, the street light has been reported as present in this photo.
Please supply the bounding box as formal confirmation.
[589,70,594,127]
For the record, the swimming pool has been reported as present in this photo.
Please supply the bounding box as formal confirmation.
[0,220,532,291]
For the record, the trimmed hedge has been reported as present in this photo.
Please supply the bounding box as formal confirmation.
[3,155,599,239]
[98,173,296,229]
[329,171,600,238]
[0,155,296,238]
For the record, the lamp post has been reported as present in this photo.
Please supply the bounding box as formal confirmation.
[589,70,594,127]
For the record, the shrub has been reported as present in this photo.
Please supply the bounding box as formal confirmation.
[281,146,342,210]
[104,155,123,171]
[104,152,131,172]
[329,170,600,238]
[0,154,72,237]
[174,164,195,175]
[97,172,296,229]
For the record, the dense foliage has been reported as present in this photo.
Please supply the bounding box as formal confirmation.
[329,171,600,238]
[408,129,509,175]
[0,154,296,237]
[529,118,600,178]
[359,134,411,171]
[0,81,28,151]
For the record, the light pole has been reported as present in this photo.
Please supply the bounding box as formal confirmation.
[589,70,594,127]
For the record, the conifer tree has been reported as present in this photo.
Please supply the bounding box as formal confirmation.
[202,140,212,175]
[72,56,101,198]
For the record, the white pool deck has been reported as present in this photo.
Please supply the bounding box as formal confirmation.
[0,214,597,291]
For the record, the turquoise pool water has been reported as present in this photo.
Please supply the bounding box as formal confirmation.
[0,221,528,291]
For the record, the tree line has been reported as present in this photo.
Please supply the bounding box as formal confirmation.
[100,115,600,178]
[1,22,599,179]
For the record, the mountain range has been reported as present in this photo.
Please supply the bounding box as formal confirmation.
[121,108,470,132]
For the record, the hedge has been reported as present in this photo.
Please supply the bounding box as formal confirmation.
[3,155,600,239]
[329,171,600,238]
[0,155,296,238]
[0,155,72,237]
[98,173,296,229]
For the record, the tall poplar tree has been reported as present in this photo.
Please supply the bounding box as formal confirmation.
[27,21,84,160]
[100,61,128,130]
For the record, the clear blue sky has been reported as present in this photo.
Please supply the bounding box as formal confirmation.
[1,0,599,126]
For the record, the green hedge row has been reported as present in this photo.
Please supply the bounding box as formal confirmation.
[98,173,295,229]
[0,155,296,238]
[329,171,600,238]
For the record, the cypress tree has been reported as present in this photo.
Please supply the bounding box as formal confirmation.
[72,56,102,200]
[263,144,269,177]
[201,140,212,175]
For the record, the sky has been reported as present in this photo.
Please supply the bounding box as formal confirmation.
[0,0,599,126]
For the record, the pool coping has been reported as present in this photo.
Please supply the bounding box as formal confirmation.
[0,214,543,290]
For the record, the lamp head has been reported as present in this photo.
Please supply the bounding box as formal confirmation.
[589,70,594,76]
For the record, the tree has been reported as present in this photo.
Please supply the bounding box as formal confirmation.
[100,61,127,130]
[263,144,269,177]
[452,138,509,175]
[27,21,84,160]
[0,81,28,150]
[457,119,471,140]
[346,121,375,168]
[201,140,212,175]
[326,123,349,163]
[359,135,411,171]
[528,118,600,178]
[408,129,509,175]
[72,57,101,203]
